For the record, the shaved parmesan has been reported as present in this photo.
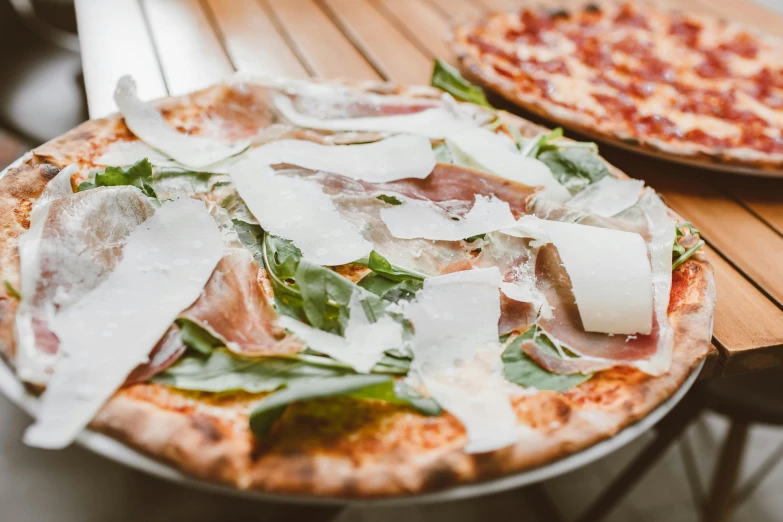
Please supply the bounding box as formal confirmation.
[279,293,402,373]
[24,197,223,449]
[380,195,516,241]
[566,177,644,217]
[275,95,471,139]
[406,267,519,453]
[505,217,653,335]
[229,163,372,265]
[114,76,249,169]
[252,135,435,182]
[446,127,570,201]
[500,281,535,303]
[95,140,176,168]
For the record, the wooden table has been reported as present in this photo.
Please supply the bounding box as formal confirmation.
[72,0,783,378]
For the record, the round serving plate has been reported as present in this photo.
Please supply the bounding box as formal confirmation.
[0,354,703,507]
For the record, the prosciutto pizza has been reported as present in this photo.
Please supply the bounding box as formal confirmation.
[0,67,715,498]
[453,2,783,173]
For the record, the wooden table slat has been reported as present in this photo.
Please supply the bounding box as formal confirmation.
[204,0,310,79]
[320,0,434,85]
[266,0,380,80]
[74,0,168,118]
[716,176,783,238]
[707,245,783,374]
[142,0,234,95]
[374,0,453,60]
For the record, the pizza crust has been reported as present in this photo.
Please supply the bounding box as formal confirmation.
[0,81,716,498]
[452,3,783,175]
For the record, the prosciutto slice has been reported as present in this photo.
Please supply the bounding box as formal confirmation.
[15,186,155,385]
[527,190,676,376]
[180,248,298,356]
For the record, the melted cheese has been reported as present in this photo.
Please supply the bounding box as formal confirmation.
[252,135,435,182]
[566,177,644,217]
[406,267,518,453]
[274,95,472,139]
[380,195,517,241]
[446,127,570,201]
[503,216,653,335]
[279,293,402,373]
[114,76,249,169]
[24,197,223,448]
[229,163,372,266]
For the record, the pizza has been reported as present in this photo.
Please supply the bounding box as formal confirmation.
[0,68,715,498]
[452,2,783,173]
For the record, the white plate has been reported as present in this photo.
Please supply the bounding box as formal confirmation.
[0,355,702,507]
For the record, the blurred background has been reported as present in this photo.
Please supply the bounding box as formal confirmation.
[2,1,783,521]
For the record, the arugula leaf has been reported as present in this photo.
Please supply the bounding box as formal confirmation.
[249,374,392,438]
[231,219,265,265]
[505,124,527,151]
[376,194,403,206]
[672,222,705,269]
[361,251,426,283]
[355,251,425,300]
[537,148,610,194]
[430,59,492,108]
[153,349,348,393]
[291,351,410,375]
[262,234,385,335]
[176,319,222,355]
[249,374,441,439]
[519,128,563,157]
[502,328,592,392]
[78,159,157,198]
[3,280,20,300]
[153,170,215,196]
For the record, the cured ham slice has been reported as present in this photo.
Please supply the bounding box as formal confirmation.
[15,185,155,385]
[124,326,187,385]
[180,248,298,356]
[526,190,676,376]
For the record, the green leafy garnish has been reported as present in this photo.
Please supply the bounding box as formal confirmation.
[231,219,265,265]
[537,148,610,194]
[176,319,223,355]
[78,158,157,198]
[430,59,492,108]
[502,327,592,392]
[355,251,425,300]
[249,374,440,439]
[672,222,705,269]
[376,194,403,206]
[3,280,20,300]
[262,234,384,335]
[519,128,564,157]
[153,349,348,393]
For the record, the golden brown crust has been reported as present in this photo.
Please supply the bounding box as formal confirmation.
[2,80,716,498]
[452,2,783,175]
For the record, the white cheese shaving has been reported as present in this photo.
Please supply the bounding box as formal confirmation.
[278,293,402,373]
[446,127,570,201]
[114,76,249,169]
[406,267,519,453]
[566,177,645,217]
[23,197,223,449]
[95,140,179,169]
[503,216,653,335]
[15,165,79,385]
[499,281,535,303]
[251,135,435,182]
[274,95,472,139]
[380,195,517,241]
[229,163,372,265]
